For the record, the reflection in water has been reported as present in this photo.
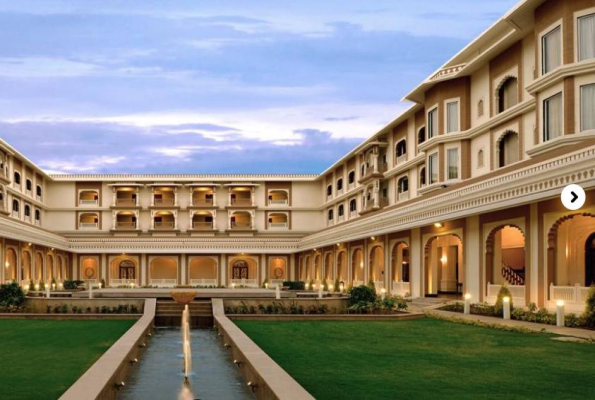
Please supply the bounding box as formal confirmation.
[118,328,253,400]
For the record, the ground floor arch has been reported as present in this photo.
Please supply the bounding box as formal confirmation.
[35,252,43,281]
[5,248,17,282]
[149,256,178,287]
[313,254,322,281]
[188,256,218,286]
[21,250,32,282]
[229,256,258,288]
[336,251,347,282]
[369,245,385,288]
[268,257,287,284]
[351,248,364,284]
[324,252,333,281]
[424,234,463,297]
[81,256,100,282]
[109,255,139,286]
[391,242,410,296]
[46,254,54,281]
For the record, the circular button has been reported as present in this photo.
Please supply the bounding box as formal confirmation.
[561,184,586,211]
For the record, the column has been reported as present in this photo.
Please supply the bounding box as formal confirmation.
[347,242,352,283]
[0,238,5,283]
[72,254,79,280]
[135,187,140,206]
[112,188,116,207]
[363,240,369,284]
[150,187,155,206]
[384,236,391,293]
[189,188,194,207]
[410,228,422,298]
[141,254,148,286]
[174,187,179,207]
[220,254,227,287]
[251,187,256,206]
[150,211,155,230]
[465,215,480,300]
[181,254,187,285]
[529,203,539,305]
[260,253,266,285]
[289,254,296,281]
[101,254,107,284]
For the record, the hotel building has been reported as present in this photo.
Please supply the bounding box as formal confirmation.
[1,0,594,311]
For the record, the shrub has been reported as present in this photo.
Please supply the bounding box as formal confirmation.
[29,280,35,291]
[349,285,377,306]
[0,282,26,308]
[282,281,305,291]
[494,285,513,316]
[367,279,376,291]
[308,279,314,290]
[261,278,269,289]
[581,286,595,328]
[334,279,340,292]
[101,279,106,288]
[63,280,85,290]
[322,279,328,291]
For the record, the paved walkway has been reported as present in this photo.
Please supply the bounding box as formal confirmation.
[427,309,595,340]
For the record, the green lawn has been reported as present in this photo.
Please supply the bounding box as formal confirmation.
[0,319,135,400]
[236,318,595,400]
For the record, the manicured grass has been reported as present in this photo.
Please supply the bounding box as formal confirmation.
[236,318,595,399]
[0,319,136,400]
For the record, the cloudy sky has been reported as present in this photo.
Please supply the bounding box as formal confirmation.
[0,0,518,174]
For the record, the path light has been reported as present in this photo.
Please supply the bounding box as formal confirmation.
[233,359,244,367]
[231,283,236,289]
[129,358,138,365]
[247,382,258,393]
[502,296,511,320]
[556,300,565,327]
[464,293,471,315]
[34,283,39,291]
[98,282,102,289]
[340,283,344,293]
[380,288,386,300]
[58,282,63,290]
[264,282,269,289]
[114,382,125,390]
[224,343,231,348]
[305,282,309,290]
[328,284,334,292]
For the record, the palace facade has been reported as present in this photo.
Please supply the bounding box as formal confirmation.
[1,0,595,311]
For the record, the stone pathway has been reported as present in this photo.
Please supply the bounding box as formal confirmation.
[427,309,595,340]
[407,297,451,313]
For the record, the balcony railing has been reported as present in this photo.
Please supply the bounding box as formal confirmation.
[115,198,137,207]
[79,222,99,230]
[327,219,334,227]
[154,198,175,206]
[336,188,343,196]
[231,222,252,229]
[79,199,99,206]
[398,191,410,202]
[268,222,288,229]
[337,215,345,223]
[230,278,258,288]
[192,198,214,207]
[269,199,288,206]
[396,154,407,165]
[150,278,177,288]
[230,198,252,206]
[192,221,213,230]
[349,210,358,219]
[487,283,525,304]
[549,283,590,305]
[116,222,136,230]
[11,211,19,218]
[154,221,175,230]
[110,278,138,287]
[373,281,385,291]
[190,278,218,287]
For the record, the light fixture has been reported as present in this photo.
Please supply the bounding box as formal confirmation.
[434,222,443,228]
[556,300,565,307]
[440,255,447,264]
[371,236,376,241]
[360,261,364,269]
[4,261,9,268]
[503,296,510,303]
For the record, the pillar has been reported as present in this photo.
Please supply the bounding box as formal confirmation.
[220,254,227,287]
[290,254,296,281]
[181,254,187,285]
[410,228,422,298]
[101,254,107,284]
[260,253,266,285]
[465,215,480,300]
[0,238,5,283]
[530,203,540,305]
[384,236,391,293]
[141,254,148,286]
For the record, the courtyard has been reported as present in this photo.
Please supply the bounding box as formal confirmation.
[0,320,136,400]
[236,318,595,399]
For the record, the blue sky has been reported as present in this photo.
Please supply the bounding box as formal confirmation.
[0,0,518,174]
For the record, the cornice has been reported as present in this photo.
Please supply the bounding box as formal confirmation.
[0,217,70,251]
[50,173,319,182]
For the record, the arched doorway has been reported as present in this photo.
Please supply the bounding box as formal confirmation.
[304,256,312,281]
[149,257,178,287]
[485,225,526,304]
[46,254,54,281]
[109,256,138,286]
[586,233,595,287]
[337,251,347,283]
[351,249,364,285]
[229,258,258,287]
[5,248,17,282]
[369,246,385,289]
[424,234,463,297]
[324,253,333,281]
[313,254,321,281]
[21,251,32,282]
[391,242,410,296]
[56,256,63,280]
[189,257,217,286]
[35,252,43,281]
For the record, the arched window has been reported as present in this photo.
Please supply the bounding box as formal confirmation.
[35,209,41,221]
[398,176,409,193]
[24,205,31,217]
[326,185,332,196]
[338,204,345,217]
[419,167,426,187]
[349,199,357,212]
[498,131,520,167]
[396,140,407,159]
[348,170,355,184]
[497,77,518,113]
[478,99,484,117]
[478,149,484,168]
[328,209,334,221]
[36,185,42,198]
[361,164,365,177]
[418,127,426,145]
[14,172,21,185]
[12,199,19,212]
[337,178,343,191]
[26,179,32,191]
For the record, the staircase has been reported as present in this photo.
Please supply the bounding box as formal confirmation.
[502,263,525,286]
[155,300,213,328]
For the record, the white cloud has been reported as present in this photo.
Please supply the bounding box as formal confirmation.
[39,155,126,174]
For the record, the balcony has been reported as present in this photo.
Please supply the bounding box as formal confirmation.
[11,211,19,218]
[268,190,289,206]
[358,162,388,184]
[79,222,99,230]
[348,182,355,191]
[192,221,214,230]
[154,221,175,230]
[230,221,252,230]
[115,221,137,230]
[349,210,358,219]
[230,197,252,207]
[191,197,214,207]
[398,191,410,202]
[396,154,407,165]
[153,197,175,207]
[337,215,345,223]
[268,222,288,229]
[115,198,137,207]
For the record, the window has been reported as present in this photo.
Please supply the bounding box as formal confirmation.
[24,205,31,217]
[428,108,438,139]
[543,93,562,141]
[542,26,561,74]
[26,179,32,191]
[418,127,426,144]
[419,167,426,187]
[578,13,595,61]
[36,185,42,198]
[428,153,438,184]
[447,148,459,180]
[446,101,459,133]
[328,209,334,221]
[35,209,41,221]
[326,185,332,196]
[396,140,407,159]
[349,199,357,212]
[337,178,343,191]
[348,171,355,184]
[398,176,409,193]
[338,204,344,217]
[361,164,365,177]
[478,100,484,117]
[581,84,595,131]
[12,199,19,213]
[478,149,484,168]
[498,131,520,167]
[498,77,518,113]
[14,172,21,185]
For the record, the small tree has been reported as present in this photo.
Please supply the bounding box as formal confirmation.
[308,279,315,290]
[334,278,341,292]
[581,286,595,328]
[322,279,328,291]
[29,280,35,291]
[101,279,106,289]
[367,279,376,291]
[0,282,26,308]
[494,285,513,316]
[261,278,269,289]
[348,285,377,306]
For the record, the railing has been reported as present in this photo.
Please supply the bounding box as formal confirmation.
[192,199,213,207]
[374,281,384,290]
[230,198,252,206]
[549,284,591,304]
[270,279,285,286]
[392,281,411,296]
[502,263,524,285]
[190,278,217,286]
[327,219,334,227]
[230,278,258,288]
[336,188,343,196]
[349,210,358,219]
[154,198,175,206]
[154,221,175,229]
[230,222,251,229]
[348,182,355,191]
[396,154,407,165]
[150,278,177,287]
[83,279,98,285]
[398,191,409,202]
[79,199,98,206]
[115,199,136,206]
[326,194,333,202]
[79,222,99,230]
[269,199,288,205]
[337,215,345,223]
[192,221,213,230]
[11,211,19,218]
[269,222,288,229]
[36,195,42,202]
[116,222,136,229]
[110,279,138,287]
[487,283,525,303]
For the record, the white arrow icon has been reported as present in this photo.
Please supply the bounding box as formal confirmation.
[561,184,586,211]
